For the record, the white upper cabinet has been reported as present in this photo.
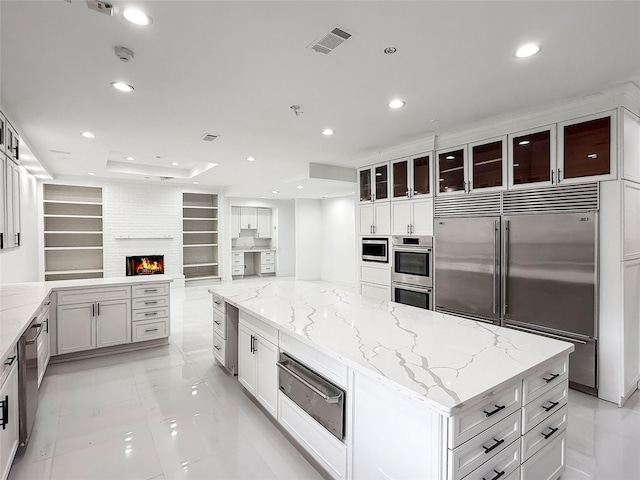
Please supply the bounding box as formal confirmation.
[391,198,433,236]
[508,125,557,189]
[359,162,390,203]
[256,208,271,238]
[240,207,258,229]
[556,110,617,184]
[468,136,507,192]
[231,206,241,238]
[0,113,6,154]
[391,153,433,201]
[622,108,640,183]
[4,158,20,248]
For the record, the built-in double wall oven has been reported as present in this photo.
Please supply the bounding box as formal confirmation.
[392,236,434,310]
[361,237,388,263]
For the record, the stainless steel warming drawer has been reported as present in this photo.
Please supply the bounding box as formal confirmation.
[277,352,345,440]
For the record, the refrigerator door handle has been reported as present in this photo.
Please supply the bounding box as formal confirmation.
[492,220,498,314]
[502,220,509,316]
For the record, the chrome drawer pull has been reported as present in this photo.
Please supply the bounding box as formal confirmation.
[144,328,159,333]
[542,400,560,412]
[144,301,158,305]
[144,289,158,293]
[483,404,506,417]
[144,312,158,317]
[483,470,505,480]
[482,438,504,454]
[542,372,560,383]
[3,356,16,366]
[541,426,559,439]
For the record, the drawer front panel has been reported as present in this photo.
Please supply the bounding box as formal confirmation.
[521,431,566,480]
[57,286,131,305]
[213,332,226,366]
[232,257,244,266]
[232,252,243,259]
[213,310,227,338]
[232,266,244,275]
[449,382,521,449]
[132,283,170,298]
[522,381,568,433]
[261,251,274,258]
[132,296,169,310]
[522,405,568,462]
[465,438,520,480]
[260,264,275,274]
[133,319,169,342]
[261,255,275,265]
[212,294,226,314]
[523,356,568,404]
[360,265,390,286]
[1,344,18,385]
[449,411,521,480]
[132,306,170,322]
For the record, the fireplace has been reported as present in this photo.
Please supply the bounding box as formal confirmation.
[126,255,165,276]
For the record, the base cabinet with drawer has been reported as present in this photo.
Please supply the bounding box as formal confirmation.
[0,347,19,480]
[212,294,238,374]
[258,251,276,276]
[131,283,170,342]
[238,311,278,417]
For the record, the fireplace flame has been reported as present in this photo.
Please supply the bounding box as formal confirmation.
[135,257,163,274]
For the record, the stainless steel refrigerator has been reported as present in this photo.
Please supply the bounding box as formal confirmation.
[435,212,598,395]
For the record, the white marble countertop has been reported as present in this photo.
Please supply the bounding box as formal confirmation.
[208,279,574,415]
[0,275,174,362]
[232,248,275,253]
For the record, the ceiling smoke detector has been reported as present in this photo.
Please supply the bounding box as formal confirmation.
[114,46,134,62]
[201,133,218,142]
[86,0,113,16]
[309,27,352,54]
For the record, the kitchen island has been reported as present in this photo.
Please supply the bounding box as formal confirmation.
[209,279,573,480]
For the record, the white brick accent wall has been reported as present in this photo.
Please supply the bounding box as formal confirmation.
[102,183,183,278]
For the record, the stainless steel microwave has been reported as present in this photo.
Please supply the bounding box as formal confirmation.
[362,238,388,263]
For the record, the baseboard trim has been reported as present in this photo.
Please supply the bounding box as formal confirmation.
[50,338,169,363]
[620,374,640,407]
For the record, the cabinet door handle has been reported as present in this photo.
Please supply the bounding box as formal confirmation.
[249,335,254,353]
[97,303,100,316]
[16,233,20,246]
[144,328,159,333]
[541,426,559,440]
[44,318,49,334]
[214,345,221,351]
[3,356,16,366]
[214,320,221,325]
[410,224,413,234]
[0,233,3,249]
[483,470,505,480]
[0,395,8,430]
[92,303,95,317]
[407,224,410,234]
[551,169,555,184]
[482,437,504,454]
[252,335,257,354]
[557,168,562,182]
[542,400,560,412]
[483,404,506,417]
[542,372,560,383]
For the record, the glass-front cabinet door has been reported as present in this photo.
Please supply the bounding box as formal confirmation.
[412,154,431,197]
[391,159,409,200]
[437,147,467,195]
[359,168,372,202]
[391,153,432,200]
[558,111,616,183]
[508,125,555,188]
[374,163,389,201]
[469,136,507,191]
[359,162,390,203]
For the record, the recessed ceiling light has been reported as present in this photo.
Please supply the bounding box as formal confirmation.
[246,157,256,162]
[260,196,266,199]
[155,155,162,159]
[111,82,134,92]
[193,181,199,184]
[297,185,304,189]
[384,47,397,55]
[322,129,334,136]
[351,191,355,194]
[519,140,531,145]
[81,131,95,138]
[445,155,455,160]
[87,172,95,176]
[124,156,135,161]
[388,99,406,109]
[272,190,279,194]
[123,8,152,26]
[171,162,179,166]
[322,194,329,198]
[515,43,541,58]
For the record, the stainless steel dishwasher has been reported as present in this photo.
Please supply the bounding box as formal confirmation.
[18,319,42,447]
[277,352,345,440]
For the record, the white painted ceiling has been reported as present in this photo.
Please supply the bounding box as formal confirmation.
[2,1,639,199]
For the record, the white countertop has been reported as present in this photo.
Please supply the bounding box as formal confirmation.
[0,275,174,362]
[209,279,574,415]
[232,248,275,253]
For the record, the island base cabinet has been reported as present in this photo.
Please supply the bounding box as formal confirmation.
[238,324,257,396]
[0,361,19,480]
[57,303,96,354]
[520,431,566,480]
[96,300,131,348]
[352,372,443,479]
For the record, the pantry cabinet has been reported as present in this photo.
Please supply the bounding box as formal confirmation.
[391,153,432,201]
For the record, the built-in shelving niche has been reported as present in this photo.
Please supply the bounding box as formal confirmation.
[43,184,104,281]
[183,192,219,281]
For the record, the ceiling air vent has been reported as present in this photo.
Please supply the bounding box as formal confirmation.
[309,27,352,54]
[201,134,218,142]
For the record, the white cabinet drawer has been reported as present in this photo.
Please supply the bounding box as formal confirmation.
[522,381,568,434]
[448,381,521,449]
[133,319,169,342]
[232,251,243,259]
[132,296,169,310]
[1,344,18,385]
[57,286,131,305]
[213,310,227,338]
[360,265,390,286]
[464,438,520,480]
[522,405,568,462]
[232,257,244,265]
[212,294,226,314]
[132,306,170,322]
[260,264,275,274]
[521,431,566,480]
[213,332,226,366]
[522,356,568,405]
[448,411,521,480]
[132,283,169,298]
[261,255,275,265]
[261,251,274,258]
[232,266,244,275]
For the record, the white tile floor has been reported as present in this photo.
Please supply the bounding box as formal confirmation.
[8,284,640,480]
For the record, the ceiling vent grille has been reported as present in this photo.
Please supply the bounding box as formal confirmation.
[201,134,218,142]
[310,27,352,54]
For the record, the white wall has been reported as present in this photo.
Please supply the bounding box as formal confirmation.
[321,196,356,287]
[295,199,322,280]
[0,167,39,284]
[226,198,296,279]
